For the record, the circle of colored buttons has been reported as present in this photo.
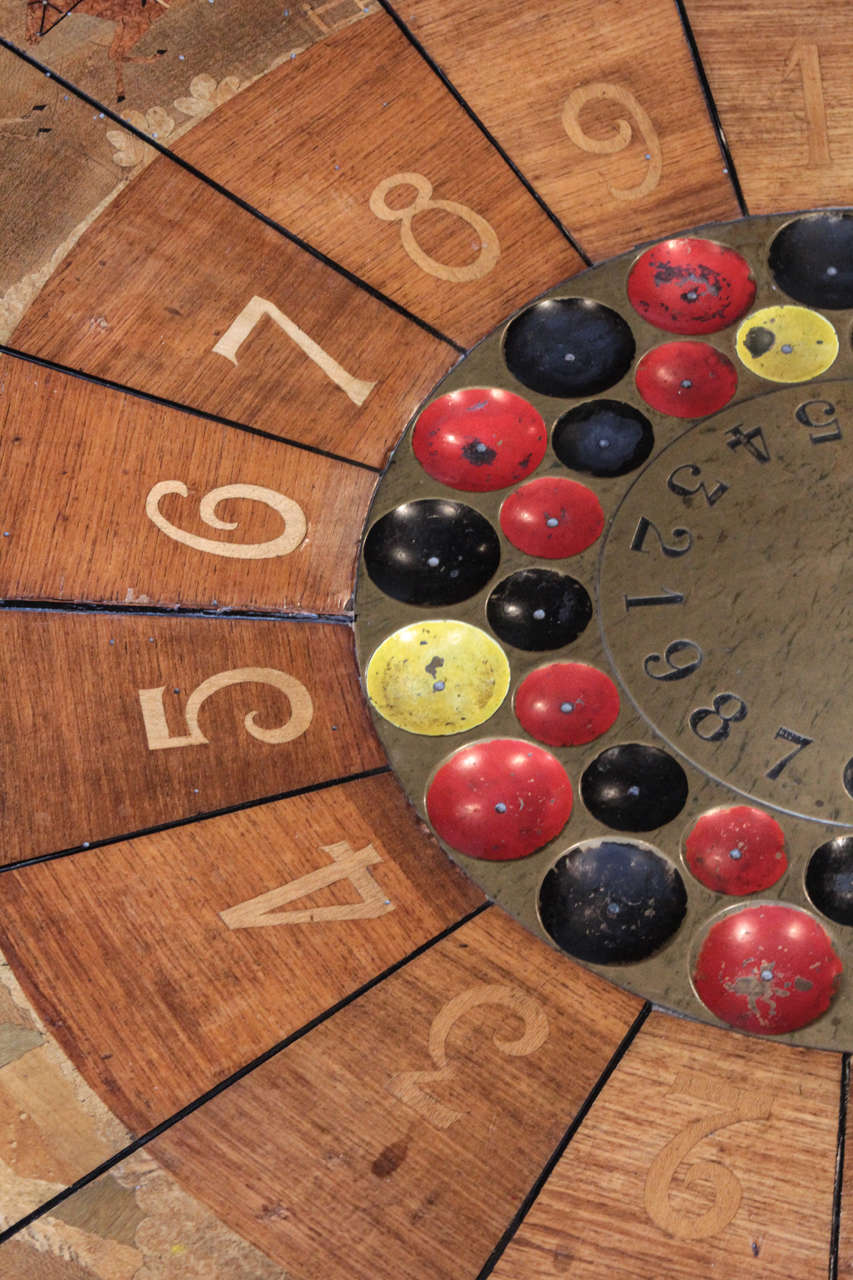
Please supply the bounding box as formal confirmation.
[684,805,787,895]
[635,341,737,418]
[581,743,688,831]
[735,304,838,382]
[693,905,842,1035]
[412,387,547,492]
[769,212,853,309]
[627,237,756,334]
[503,298,635,398]
[487,568,592,651]
[365,620,509,735]
[426,738,573,860]
[539,838,687,963]
[364,499,500,606]
[806,837,853,926]
[499,477,604,559]
[552,399,654,477]
[514,662,619,747]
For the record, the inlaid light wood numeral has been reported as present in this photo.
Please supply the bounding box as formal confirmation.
[219,840,393,928]
[138,667,314,750]
[388,984,549,1131]
[561,83,662,200]
[369,172,500,282]
[212,296,377,405]
[785,43,831,166]
[146,481,307,559]
[644,1071,773,1240]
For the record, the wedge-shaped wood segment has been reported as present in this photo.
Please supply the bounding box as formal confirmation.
[3,1149,287,1278]
[174,10,583,346]
[492,1012,839,1279]
[0,353,376,614]
[146,909,641,1280]
[0,773,483,1132]
[390,0,740,259]
[0,610,383,863]
[0,944,130,1231]
[683,1,853,211]
[832,1065,853,1277]
[11,156,454,468]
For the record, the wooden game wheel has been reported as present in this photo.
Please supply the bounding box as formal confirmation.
[0,4,851,1277]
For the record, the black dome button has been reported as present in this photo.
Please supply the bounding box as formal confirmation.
[486,568,592,651]
[552,399,654,477]
[364,499,500,606]
[503,298,635,398]
[538,838,687,964]
[581,743,688,831]
[769,213,853,309]
[806,836,853,926]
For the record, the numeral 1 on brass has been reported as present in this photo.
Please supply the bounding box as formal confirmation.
[138,667,314,750]
[212,296,377,406]
[219,841,393,928]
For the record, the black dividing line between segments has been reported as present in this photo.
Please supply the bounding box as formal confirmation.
[0,37,465,356]
[0,344,387,474]
[476,1001,653,1279]
[0,764,392,875]
[0,898,493,1246]
[377,0,593,268]
[673,0,749,217]
[830,1054,850,1280]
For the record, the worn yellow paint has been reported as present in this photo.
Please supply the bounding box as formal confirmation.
[736,304,838,382]
[366,620,509,735]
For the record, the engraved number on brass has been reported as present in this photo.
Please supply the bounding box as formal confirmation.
[388,984,549,1131]
[785,43,831,167]
[625,587,685,611]
[561,83,662,200]
[644,1071,773,1240]
[643,639,703,683]
[146,481,307,559]
[667,463,729,507]
[765,726,814,780]
[212,295,377,406]
[689,693,748,743]
[725,425,771,464]
[796,399,842,444]
[219,841,393,928]
[369,172,501,283]
[630,516,693,557]
[138,667,314,750]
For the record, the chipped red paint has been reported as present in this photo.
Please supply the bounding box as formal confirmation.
[627,237,756,334]
[684,805,788,895]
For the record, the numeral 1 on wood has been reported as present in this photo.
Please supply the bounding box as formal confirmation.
[219,841,393,927]
[138,666,314,750]
[785,43,831,167]
[212,296,377,406]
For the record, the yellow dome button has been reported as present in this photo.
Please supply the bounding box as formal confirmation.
[366,620,510,736]
[736,305,838,383]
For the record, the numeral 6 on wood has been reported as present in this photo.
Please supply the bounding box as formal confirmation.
[146,481,307,559]
[138,666,314,750]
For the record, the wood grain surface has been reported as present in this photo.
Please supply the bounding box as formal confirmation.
[11,154,455,468]
[174,10,582,346]
[684,1,853,212]
[145,908,642,1280]
[491,1011,840,1279]
[0,610,383,863]
[389,0,741,259]
[0,351,376,615]
[0,773,483,1132]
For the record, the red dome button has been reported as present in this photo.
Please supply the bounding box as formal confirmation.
[628,237,756,334]
[693,905,841,1035]
[426,738,573,861]
[500,476,604,559]
[635,342,737,418]
[684,805,787,895]
[412,387,547,492]
[515,662,619,747]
